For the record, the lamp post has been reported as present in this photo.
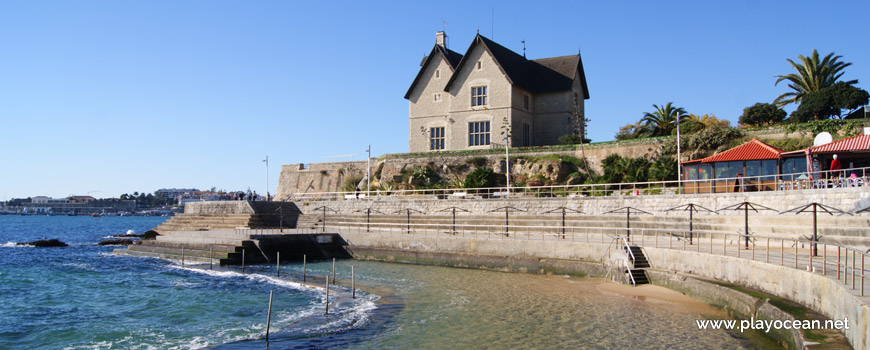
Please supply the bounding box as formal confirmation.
[366,145,371,197]
[504,135,510,197]
[676,113,682,194]
[263,155,269,200]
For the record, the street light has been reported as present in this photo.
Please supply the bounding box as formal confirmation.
[504,135,510,197]
[676,113,682,194]
[262,155,269,200]
[366,145,371,197]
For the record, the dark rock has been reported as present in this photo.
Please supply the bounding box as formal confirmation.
[142,230,160,240]
[19,239,68,247]
[98,239,134,246]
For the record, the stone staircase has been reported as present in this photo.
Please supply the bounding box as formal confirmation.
[296,211,870,249]
[625,245,650,285]
[154,214,260,231]
[116,230,259,265]
[115,201,304,265]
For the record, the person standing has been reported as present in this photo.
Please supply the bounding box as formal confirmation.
[829,154,843,186]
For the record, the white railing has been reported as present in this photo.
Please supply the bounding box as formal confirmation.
[285,166,870,201]
[312,221,868,296]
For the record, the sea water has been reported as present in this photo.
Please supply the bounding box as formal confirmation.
[0,216,756,349]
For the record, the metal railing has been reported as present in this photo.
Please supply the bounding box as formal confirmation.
[315,220,868,297]
[285,166,870,201]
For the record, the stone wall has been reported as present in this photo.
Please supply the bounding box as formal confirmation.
[337,230,869,349]
[294,187,870,247]
[275,161,371,200]
[185,201,255,215]
[276,139,665,197]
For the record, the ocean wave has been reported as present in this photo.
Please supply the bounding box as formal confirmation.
[170,266,320,294]
[2,241,31,248]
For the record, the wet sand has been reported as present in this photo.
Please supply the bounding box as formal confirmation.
[595,278,725,317]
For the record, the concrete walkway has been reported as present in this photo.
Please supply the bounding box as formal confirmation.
[254,222,870,301]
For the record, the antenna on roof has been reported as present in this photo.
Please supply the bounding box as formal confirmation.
[522,40,526,58]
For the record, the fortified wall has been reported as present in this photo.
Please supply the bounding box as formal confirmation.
[276,138,665,199]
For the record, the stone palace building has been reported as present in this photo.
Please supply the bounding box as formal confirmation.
[405,31,589,152]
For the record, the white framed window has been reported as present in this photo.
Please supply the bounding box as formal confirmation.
[471,86,487,107]
[430,127,445,150]
[433,93,442,102]
[468,121,490,146]
[523,95,530,110]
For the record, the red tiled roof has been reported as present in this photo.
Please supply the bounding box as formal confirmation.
[687,139,785,164]
[809,134,870,153]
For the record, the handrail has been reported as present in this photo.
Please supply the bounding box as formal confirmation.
[623,259,636,286]
[620,236,635,267]
[258,219,867,295]
[601,237,618,264]
[285,165,870,201]
[324,220,868,256]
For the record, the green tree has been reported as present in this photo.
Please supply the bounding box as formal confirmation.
[649,155,677,181]
[774,49,857,107]
[640,102,688,137]
[463,167,497,188]
[614,121,651,140]
[790,82,870,122]
[739,103,786,127]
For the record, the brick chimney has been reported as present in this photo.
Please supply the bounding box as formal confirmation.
[436,31,447,48]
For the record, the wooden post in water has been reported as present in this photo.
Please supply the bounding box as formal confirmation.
[265,290,273,343]
[181,246,185,268]
[276,252,280,277]
[325,275,330,316]
[352,265,355,299]
[332,258,336,285]
[209,247,213,270]
[303,254,307,282]
[242,250,246,273]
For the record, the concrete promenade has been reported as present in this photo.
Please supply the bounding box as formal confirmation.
[257,222,869,349]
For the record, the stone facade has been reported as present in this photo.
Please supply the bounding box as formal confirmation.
[406,32,589,153]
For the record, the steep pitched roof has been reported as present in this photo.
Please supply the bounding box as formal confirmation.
[404,45,464,99]
[809,134,870,153]
[443,34,589,98]
[684,139,785,164]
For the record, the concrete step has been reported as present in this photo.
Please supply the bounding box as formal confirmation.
[156,235,250,246]
[128,244,238,259]
[629,269,649,285]
[114,247,216,264]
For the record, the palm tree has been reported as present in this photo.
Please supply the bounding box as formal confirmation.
[774,49,857,107]
[641,102,687,137]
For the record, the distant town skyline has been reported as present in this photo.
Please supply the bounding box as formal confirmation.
[2,1,869,199]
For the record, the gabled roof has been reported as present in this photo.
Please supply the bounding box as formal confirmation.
[809,134,870,153]
[442,34,589,98]
[683,139,785,164]
[404,45,464,99]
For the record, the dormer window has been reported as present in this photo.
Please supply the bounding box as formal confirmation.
[471,86,487,107]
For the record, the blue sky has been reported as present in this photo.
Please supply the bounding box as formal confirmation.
[2,1,869,199]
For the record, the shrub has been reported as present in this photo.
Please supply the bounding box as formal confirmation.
[463,167,497,188]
